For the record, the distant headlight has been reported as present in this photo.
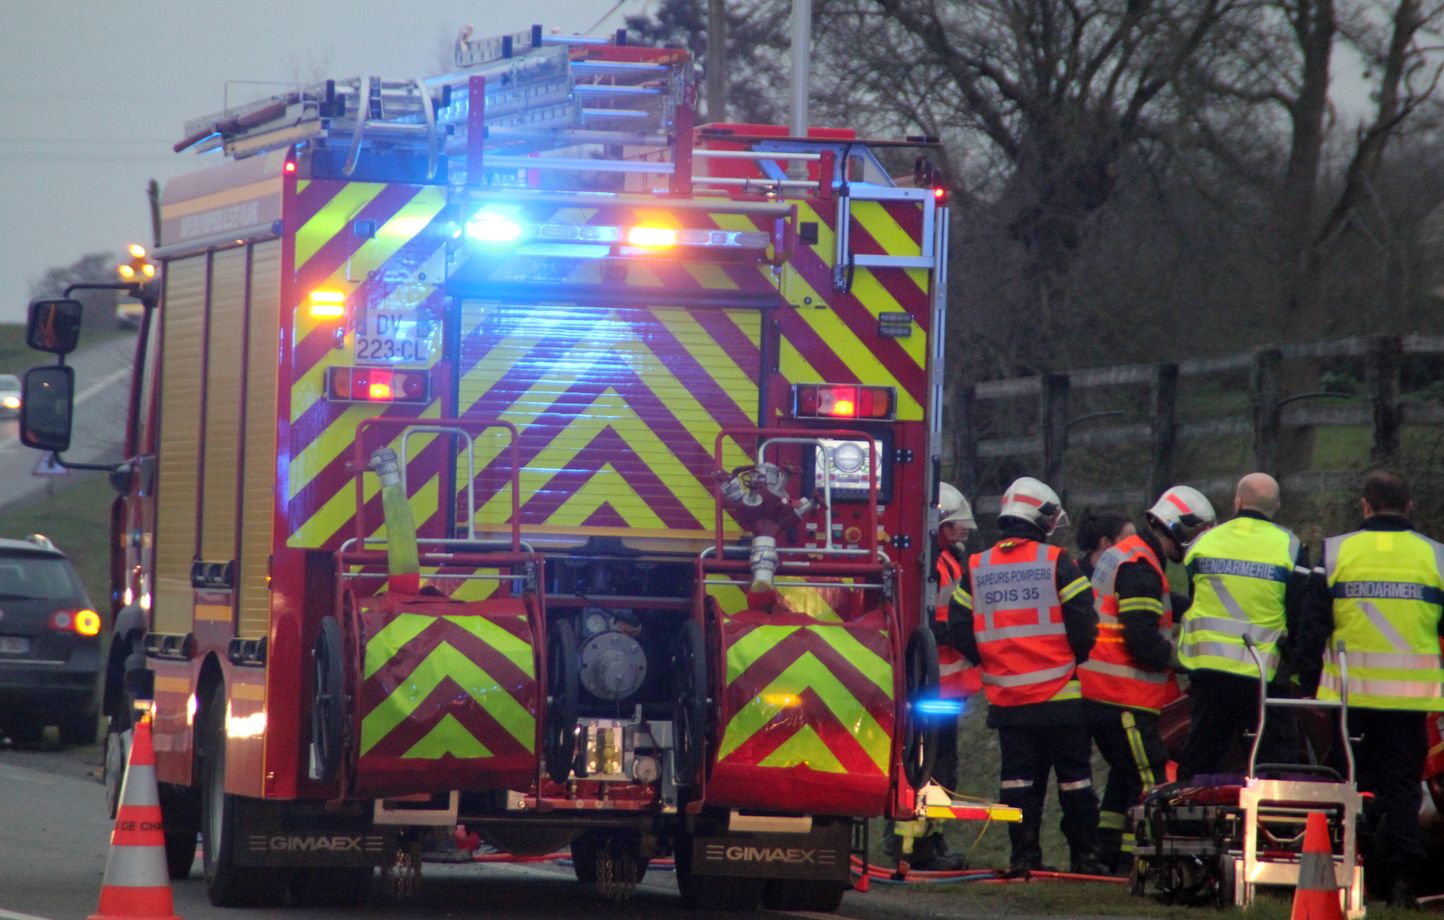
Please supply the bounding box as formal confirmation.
[1,396,19,410]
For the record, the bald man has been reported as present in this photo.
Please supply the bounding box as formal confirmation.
[1174,473,1309,781]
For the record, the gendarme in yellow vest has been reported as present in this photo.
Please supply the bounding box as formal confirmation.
[1319,527,1444,711]
[1179,516,1300,680]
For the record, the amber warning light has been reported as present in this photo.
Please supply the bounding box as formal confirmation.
[792,384,895,421]
[325,367,429,404]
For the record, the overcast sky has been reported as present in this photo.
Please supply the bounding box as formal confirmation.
[0,1,648,325]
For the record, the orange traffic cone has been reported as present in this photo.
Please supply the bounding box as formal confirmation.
[90,714,181,920]
[1290,811,1343,920]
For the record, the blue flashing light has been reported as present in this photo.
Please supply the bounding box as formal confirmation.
[914,698,964,717]
[466,210,523,244]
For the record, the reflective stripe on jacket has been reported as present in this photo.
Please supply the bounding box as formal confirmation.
[1079,535,1179,711]
[1318,527,1444,711]
[969,539,1084,707]
[1178,516,1299,680]
[936,550,980,699]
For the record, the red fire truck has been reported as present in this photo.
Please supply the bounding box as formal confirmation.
[22,26,953,910]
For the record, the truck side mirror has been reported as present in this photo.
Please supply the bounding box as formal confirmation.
[27,299,84,355]
[20,365,75,453]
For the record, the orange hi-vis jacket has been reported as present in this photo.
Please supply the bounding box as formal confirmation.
[936,550,982,699]
[1078,534,1181,712]
[969,539,1081,708]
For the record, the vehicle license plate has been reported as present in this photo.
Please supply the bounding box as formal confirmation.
[355,309,436,365]
[0,636,29,655]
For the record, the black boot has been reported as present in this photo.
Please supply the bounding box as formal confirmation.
[1007,826,1053,875]
[1069,845,1111,877]
[912,833,968,871]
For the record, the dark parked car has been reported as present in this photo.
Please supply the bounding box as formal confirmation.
[0,535,102,745]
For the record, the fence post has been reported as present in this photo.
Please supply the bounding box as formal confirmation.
[1147,363,1179,501]
[1366,334,1402,462]
[956,386,980,499]
[1251,348,1282,474]
[1041,373,1070,492]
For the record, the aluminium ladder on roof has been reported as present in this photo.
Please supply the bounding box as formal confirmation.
[173,24,693,188]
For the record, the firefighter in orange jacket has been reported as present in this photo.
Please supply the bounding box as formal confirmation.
[948,477,1106,875]
[1079,486,1217,873]
[935,483,983,780]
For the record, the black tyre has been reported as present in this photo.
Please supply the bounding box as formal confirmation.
[104,720,131,819]
[671,619,707,786]
[762,879,847,912]
[310,616,346,784]
[902,626,941,789]
[544,620,579,784]
[570,831,650,888]
[200,691,283,907]
[58,710,99,747]
[165,828,198,880]
[570,832,601,884]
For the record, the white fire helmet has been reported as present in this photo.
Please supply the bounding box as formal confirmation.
[938,483,975,531]
[998,477,1069,535]
[1146,485,1217,547]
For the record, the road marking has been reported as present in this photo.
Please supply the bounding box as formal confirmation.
[0,365,131,452]
[0,908,56,920]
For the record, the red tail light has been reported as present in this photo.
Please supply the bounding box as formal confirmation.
[49,608,101,637]
[792,384,895,421]
[325,366,430,404]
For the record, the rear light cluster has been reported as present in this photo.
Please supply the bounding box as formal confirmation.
[50,608,101,637]
[325,366,430,404]
[792,384,895,421]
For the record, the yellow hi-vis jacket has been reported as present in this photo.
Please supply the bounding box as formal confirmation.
[1178,515,1301,680]
[1319,527,1444,711]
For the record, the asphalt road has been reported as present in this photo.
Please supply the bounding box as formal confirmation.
[0,332,135,510]
[0,744,1143,920]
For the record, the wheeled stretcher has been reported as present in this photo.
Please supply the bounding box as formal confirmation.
[1130,640,1365,917]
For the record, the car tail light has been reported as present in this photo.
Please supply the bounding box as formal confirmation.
[50,608,102,637]
[792,384,895,421]
[325,367,430,404]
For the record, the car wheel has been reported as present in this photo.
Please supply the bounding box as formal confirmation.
[201,691,284,906]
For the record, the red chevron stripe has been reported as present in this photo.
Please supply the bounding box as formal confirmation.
[359,616,536,695]
[295,180,341,226]
[785,243,926,401]
[846,200,925,257]
[723,630,894,728]
[294,184,423,294]
[361,678,535,759]
[689,308,761,377]
[720,686,888,775]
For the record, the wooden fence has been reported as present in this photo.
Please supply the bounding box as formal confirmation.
[954,334,1444,512]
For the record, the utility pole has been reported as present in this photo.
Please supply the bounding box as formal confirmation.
[707,0,727,122]
[789,0,811,135]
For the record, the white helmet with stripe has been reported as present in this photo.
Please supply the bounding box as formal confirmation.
[998,476,1068,535]
[938,482,975,530]
[1146,485,1217,546]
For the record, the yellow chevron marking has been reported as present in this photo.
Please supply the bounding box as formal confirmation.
[297,180,309,194]
[650,309,757,418]
[549,462,667,529]
[471,387,721,528]
[682,262,740,291]
[756,724,846,772]
[346,187,447,280]
[795,201,837,268]
[707,581,846,623]
[295,182,387,270]
[782,267,923,421]
[849,268,928,368]
[851,200,921,257]
[403,713,492,759]
[716,650,889,773]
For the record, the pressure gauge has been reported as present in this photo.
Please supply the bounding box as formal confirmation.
[582,608,611,637]
[832,441,866,474]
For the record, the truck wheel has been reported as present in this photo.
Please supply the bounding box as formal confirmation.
[544,620,579,784]
[902,626,941,789]
[671,619,707,785]
[164,827,198,880]
[762,879,846,912]
[200,691,283,907]
[310,616,346,783]
[104,719,132,819]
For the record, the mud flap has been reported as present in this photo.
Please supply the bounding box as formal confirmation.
[230,797,397,868]
[687,817,852,882]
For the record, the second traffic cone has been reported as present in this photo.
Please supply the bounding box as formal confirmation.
[90,714,181,920]
[1290,811,1343,920]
